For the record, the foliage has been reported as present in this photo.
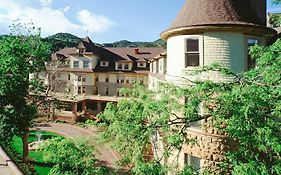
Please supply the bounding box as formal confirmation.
[213,39,281,175]
[268,13,281,27]
[43,33,81,52]
[97,83,203,174]
[97,35,281,175]
[273,0,281,4]
[38,138,111,175]
[103,39,166,48]
[11,131,62,175]
[0,23,51,143]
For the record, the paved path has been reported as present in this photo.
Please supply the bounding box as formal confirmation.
[0,146,23,175]
[35,123,121,169]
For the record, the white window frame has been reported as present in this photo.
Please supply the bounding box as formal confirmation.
[185,37,200,67]
[83,61,89,69]
[137,62,146,68]
[184,153,201,172]
[116,62,131,70]
[73,61,80,68]
[100,61,109,67]
[77,86,86,94]
[246,38,259,71]
[124,63,129,70]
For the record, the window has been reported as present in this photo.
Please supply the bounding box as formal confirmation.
[125,77,130,84]
[117,63,122,70]
[78,49,84,56]
[185,38,199,67]
[95,76,99,82]
[117,76,126,84]
[139,77,144,84]
[247,39,259,70]
[159,60,163,71]
[73,61,79,68]
[78,75,82,82]
[116,89,121,96]
[184,154,201,172]
[77,75,86,82]
[105,76,109,83]
[68,74,71,81]
[78,87,81,94]
[94,87,98,95]
[132,76,137,83]
[138,62,146,68]
[56,73,62,78]
[124,63,129,70]
[105,87,109,96]
[83,61,89,68]
[100,61,109,67]
[77,86,86,94]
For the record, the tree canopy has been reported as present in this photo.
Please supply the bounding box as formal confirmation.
[39,138,112,175]
[0,24,51,161]
[97,36,281,175]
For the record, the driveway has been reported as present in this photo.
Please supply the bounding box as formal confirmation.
[0,146,23,175]
[35,123,121,169]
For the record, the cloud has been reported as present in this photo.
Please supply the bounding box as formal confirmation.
[0,0,114,37]
[77,10,114,33]
[39,0,52,7]
[62,6,70,12]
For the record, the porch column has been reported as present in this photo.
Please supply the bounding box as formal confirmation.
[72,102,78,122]
[97,101,102,113]
[82,100,87,113]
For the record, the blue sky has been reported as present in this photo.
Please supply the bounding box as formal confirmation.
[0,0,280,43]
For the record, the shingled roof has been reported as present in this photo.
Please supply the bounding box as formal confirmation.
[52,37,165,73]
[161,0,276,39]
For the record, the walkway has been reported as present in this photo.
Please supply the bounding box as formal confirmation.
[0,146,23,175]
[35,123,121,169]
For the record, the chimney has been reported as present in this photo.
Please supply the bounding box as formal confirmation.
[249,0,266,26]
[134,48,140,55]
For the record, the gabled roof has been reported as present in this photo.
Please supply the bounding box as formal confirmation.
[52,37,165,73]
[161,0,276,39]
[105,47,165,62]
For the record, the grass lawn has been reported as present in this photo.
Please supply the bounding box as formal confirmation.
[12,131,63,175]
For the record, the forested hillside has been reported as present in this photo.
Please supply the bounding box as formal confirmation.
[0,33,166,52]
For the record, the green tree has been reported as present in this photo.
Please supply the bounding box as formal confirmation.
[97,40,281,174]
[39,138,112,175]
[0,23,51,162]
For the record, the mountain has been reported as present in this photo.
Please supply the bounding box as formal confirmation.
[44,33,82,51]
[0,33,166,52]
[103,39,166,48]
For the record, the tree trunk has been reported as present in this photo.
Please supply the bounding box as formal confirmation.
[22,128,29,163]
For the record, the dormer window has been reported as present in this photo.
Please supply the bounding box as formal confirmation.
[137,62,146,68]
[124,63,129,70]
[116,62,131,70]
[73,61,80,68]
[78,49,85,56]
[100,61,109,67]
[83,61,89,69]
[185,38,199,67]
[117,63,123,69]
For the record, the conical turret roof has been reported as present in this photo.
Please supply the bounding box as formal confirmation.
[161,0,276,39]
